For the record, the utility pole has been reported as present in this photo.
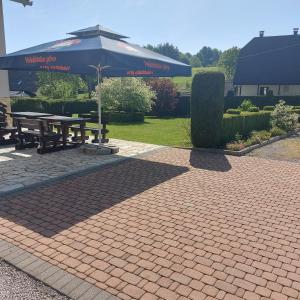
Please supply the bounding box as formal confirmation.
[0,0,10,120]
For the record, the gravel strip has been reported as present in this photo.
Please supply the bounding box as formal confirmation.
[0,259,70,300]
[248,134,300,163]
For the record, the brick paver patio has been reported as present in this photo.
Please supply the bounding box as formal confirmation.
[0,148,300,300]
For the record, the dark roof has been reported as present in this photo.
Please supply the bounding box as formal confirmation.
[234,34,300,85]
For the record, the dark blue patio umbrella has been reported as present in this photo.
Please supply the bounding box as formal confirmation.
[0,25,191,143]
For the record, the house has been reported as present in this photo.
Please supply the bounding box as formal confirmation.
[8,70,37,96]
[234,29,300,96]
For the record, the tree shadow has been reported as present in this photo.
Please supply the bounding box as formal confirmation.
[189,149,232,172]
[0,157,189,238]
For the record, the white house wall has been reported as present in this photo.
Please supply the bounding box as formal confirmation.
[239,85,257,96]
[237,85,300,96]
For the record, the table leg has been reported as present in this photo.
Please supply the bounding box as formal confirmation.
[80,122,86,144]
[62,123,67,148]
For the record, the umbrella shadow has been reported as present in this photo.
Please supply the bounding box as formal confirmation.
[189,149,232,172]
[0,156,189,238]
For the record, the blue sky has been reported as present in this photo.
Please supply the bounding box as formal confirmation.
[3,0,300,54]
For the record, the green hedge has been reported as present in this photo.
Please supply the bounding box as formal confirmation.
[109,112,144,123]
[11,98,97,115]
[222,111,271,143]
[79,111,145,123]
[191,72,225,148]
[226,109,241,115]
[224,96,300,110]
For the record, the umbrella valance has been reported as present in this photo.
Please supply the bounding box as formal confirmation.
[0,25,191,77]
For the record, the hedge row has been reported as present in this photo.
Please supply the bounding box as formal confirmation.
[176,95,300,117]
[221,111,271,143]
[11,98,97,115]
[79,111,145,123]
[224,96,300,110]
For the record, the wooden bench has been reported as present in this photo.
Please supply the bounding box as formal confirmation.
[0,125,18,145]
[15,118,62,154]
[0,104,17,145]
[70,125,109,143]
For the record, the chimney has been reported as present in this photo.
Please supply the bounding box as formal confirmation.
[293,28,299,36]
[259,31,265,38]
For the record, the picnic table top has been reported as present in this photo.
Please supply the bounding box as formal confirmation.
[39,115,89,123]
[10,112,53,118]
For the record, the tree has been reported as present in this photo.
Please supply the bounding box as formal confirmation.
[145,78,178,116]
[98,78,156,113]
[145,43,181,61]
[196,47,221,67]
[37,72,87,99]
[179,53,190,65]
[218,47,240,79]
[190,56,202,67]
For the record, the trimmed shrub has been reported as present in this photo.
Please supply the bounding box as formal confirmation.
[248,106,260,112]
[239,99,255,111]
[263,106,275,111]
[221,112,271,143]
[226,109,241,115]
[224,96,300,110]
[108,112,144,123]
[78,111,144,123]
[11,98,97,115]
[191,72,225,148]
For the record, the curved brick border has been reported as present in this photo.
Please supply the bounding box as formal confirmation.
[0,239,119,300]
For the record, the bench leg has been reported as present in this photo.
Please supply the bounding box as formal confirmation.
[71,129,79,141]
[92,131,99,143]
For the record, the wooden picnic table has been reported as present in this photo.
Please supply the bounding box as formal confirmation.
[9,112,54,119]
[40,115,89,148]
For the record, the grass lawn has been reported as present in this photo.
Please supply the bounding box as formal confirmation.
[87,116,191,147]
[172,66,221,92]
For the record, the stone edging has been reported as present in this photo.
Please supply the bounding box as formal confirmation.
[0,239,119,300]
[193,130,299,157]
[0,146,166,198]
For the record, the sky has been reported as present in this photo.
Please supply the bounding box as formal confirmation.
[3,0,300,54]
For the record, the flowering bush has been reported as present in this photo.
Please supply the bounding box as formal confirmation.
[271,100,298,132]
[97,78,156,113]
[145,78,178,116]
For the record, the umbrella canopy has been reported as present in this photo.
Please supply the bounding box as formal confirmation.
[0,25,191,77]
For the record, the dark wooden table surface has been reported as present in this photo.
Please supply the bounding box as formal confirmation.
[9,112,54,118]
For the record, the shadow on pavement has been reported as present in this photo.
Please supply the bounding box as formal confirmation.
[0,157,189,238]
[189,149,232,172]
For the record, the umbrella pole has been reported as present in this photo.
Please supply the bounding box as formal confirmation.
[98,88,102,146]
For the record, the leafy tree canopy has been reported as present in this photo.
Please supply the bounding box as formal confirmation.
[218,47,240,79]
[196,47,222,67]
[37,72,87,99]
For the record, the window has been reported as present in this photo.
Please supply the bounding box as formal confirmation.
[259,86,269,96]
